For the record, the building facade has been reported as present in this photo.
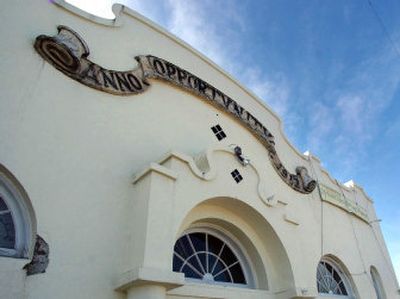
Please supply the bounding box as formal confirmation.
[0,1,399,298]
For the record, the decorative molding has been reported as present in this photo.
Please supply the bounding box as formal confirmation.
[133,163,178,184]
[142,146,273,206]
[34,26,316,194]
[319,184,369,222]
[115,267,184,292]
[23,235,49,276]
[34,26,150,95]
[283,213,300,226]
[262,194,278,207]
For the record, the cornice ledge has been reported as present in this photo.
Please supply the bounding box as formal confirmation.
[305,151,373,204]
[344,180,374,203]
[156,146,278,206]
[132,163,178,184]
[114,267,184,292]
[158,150,217,181]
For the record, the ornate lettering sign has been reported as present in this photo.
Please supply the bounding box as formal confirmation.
[319,184,368,222]
[34,26,316,194]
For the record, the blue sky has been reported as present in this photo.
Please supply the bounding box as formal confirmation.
[66,0,400,282]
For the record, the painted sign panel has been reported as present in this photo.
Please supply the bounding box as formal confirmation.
[319,184,369,222]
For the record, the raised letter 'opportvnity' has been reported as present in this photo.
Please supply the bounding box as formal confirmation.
[34,25,316,194]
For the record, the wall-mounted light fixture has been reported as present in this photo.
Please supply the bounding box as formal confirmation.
[233,146,250,166]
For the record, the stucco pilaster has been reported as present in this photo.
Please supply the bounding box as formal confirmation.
[115,165,183,298]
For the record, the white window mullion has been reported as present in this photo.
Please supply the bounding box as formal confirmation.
[173,230,250,286]
[205,233,209,273]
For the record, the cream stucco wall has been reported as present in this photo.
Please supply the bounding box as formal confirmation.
[0,1,398,299]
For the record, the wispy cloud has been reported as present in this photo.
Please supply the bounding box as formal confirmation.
[67,0,399,179]
[336,95,374,138]
[305,39,400,178]
[165,1,230,68]
[67,0,294,133]
[244,67,289,116]
[133,0,293,126]
[55,0,400,283]
[307,102,335,152]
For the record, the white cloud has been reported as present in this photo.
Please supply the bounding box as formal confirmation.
[65,0,292,127]
[336,95,372,137]
[66,0,116,18]
[307,102,335,153]
[49,0,400,283]
[162,0,250,75]
[132,0,293,125]
[244,67,289,116]
[303,36,400,179]
[165,1,228,68]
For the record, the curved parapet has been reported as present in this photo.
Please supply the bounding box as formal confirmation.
[34,25,316,194]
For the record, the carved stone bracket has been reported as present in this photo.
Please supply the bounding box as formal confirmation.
[34,25,316,194]
[23,235,49,276]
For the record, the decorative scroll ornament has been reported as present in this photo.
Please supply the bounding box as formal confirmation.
[34,26,316,194]
[23,235,49,276]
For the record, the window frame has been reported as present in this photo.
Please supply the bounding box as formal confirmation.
[173,225,255,289]
[0,165,36,259]
[370,266,386,299]
[317,257,355,298]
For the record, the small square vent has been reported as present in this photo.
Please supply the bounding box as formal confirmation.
[211,124,226,141]
[231,169,243,183]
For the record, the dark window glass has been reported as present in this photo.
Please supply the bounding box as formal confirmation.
[217,131,226,140]
[317,260,349,295]
[0,212,15,249]
[230,263,246,283]
[211,259,225,277]
[173,253,183,271]
[174,236,193,258]
[173,232,247,285]
[211,125,220,134]
[214,269,231,282]
[191,233,206,252]
[339,281,347,294]
[333,269,341,282]
[221,245,237,266]
[198,252,207,272]
[0,197,8,211]
[182,265,202,279]
[208,254,217,272]
[231,169,243,183]
[211,125,227,141]
[186,256,203,275]
[208,234,224,255]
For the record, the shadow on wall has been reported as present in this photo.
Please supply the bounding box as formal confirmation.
[174,196,296,292]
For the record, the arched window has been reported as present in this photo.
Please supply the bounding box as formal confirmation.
[370,266,386,299]
[173,228,253,287]
[0,196,16,250]
[0,165,36,258]
[317,258,354,297]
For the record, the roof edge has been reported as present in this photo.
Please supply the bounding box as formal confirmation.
[55,1,307,162]
[54,1,374,202]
